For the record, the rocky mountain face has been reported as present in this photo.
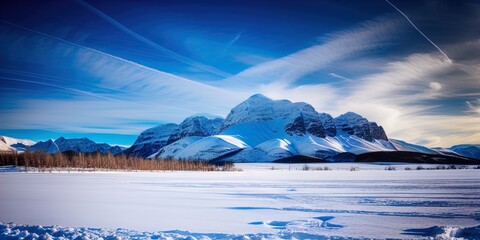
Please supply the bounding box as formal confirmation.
[167,116,223,145]
[368,122,388,141]
[284,113,326,138]
[318,113,337,137]
[333,112,388,142]
[123,123,178,158]
[29,139,59,153]
[54,137,98,153]
[222,95,387,143]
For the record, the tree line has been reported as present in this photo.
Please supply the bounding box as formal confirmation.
[0,150,236,172]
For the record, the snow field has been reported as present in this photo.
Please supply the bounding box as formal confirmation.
[1,163,479,239]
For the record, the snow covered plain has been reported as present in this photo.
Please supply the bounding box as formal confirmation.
[1,163,480,239]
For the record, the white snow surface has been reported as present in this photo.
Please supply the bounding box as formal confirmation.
[154,135,247,160]
[0,141,14,151]
[2,222,478,240]
[152,136,203,159]
[1,163,479,239]
[172,135,247,160]
[256,138,296,159]
[389,139,443,155]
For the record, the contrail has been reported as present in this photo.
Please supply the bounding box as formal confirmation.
[75,0,231,77]
[0,19,225,91]
[0,68,138,97]
[0,76,123,102]
[222,32,242,55]
[385,0,452,63]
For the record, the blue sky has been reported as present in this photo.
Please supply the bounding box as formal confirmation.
[0,0,479,147]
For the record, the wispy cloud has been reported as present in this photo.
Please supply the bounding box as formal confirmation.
[467,99,480,114]
[0,21,251,134]
[260,45,479,147]
[0,76,121,102]
[218,16,403,89]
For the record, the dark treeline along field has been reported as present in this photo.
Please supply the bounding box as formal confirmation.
[0,151,236,172]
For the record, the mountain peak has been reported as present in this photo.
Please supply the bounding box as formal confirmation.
[182,115,222,123]
[247,93,271,101]
[143,123,178,134]
[337,112,364,120]
[29,139,59,153]
[189,113,223,120]
[334,112,388,142]
[56,136,66,141]
[221,94,317,131]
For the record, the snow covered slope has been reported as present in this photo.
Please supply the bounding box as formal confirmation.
[0,136,36,152]
[151,136,203,159]
[389,139,442,155]
[154,135,247,160]
[0,140,14,151]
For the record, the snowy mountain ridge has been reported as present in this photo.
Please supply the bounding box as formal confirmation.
[28,137,125,154]
[0,136,36,152]
[122,94,479,162]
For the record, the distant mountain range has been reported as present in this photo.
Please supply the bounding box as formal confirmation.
[2,94,479,163]
[0,136,125,154]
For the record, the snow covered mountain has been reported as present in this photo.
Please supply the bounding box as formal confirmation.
[146,94,399,161]
[450,144,480,160]
[29,139,59,153]
[134,94,477,163]
[124,117,224,158]
[0,136,36,152]
[29,137,125,154]
[122,123,178,158]
[167,116,223,144]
